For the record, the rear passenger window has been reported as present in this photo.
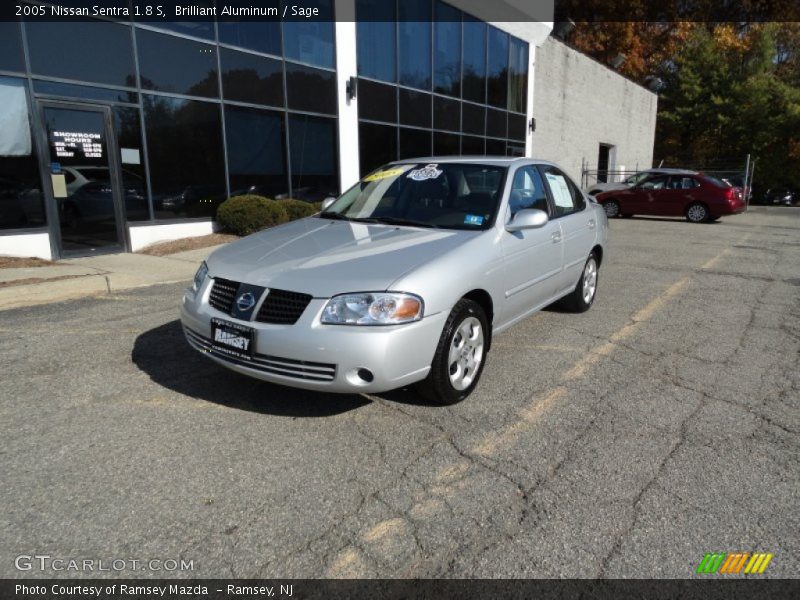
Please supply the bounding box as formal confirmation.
[509,166,549,217]
[540,166,585,217]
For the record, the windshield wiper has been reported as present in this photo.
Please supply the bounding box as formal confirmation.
[357,216,439,228]
[319,211,351,221]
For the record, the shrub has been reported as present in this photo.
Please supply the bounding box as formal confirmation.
[278,198,321,221]
[216,195,289,236]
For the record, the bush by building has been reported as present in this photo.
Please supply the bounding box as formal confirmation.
[216,195,289,236]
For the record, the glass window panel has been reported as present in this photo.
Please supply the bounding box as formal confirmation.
[508,113,527,141]
[486,138,506,156]
[0,76,46,230]
[462,18,486,103]
[399,128,431,160]
[509,37,529,113]
[461,135,484,156]
[285,63,337,115]
[433,96,460,132]
[434,132,460,156]
[356,0,396,82]
[221,48,283,107]
[137,29,218,98]
[507,142,526,157]
[0,22,24,73]
[26,21,135,87]
[358,79,397,123]
[433,2,461,97]
[225,105,289,199]
[218,5,281,55]
[33,80,138,104]
[289,114,339,200]
[398,0,432,90]
[283,0,335,69]
[359,122,397,177]
[113,106,150,221]
[486,108,507,139]
[399,89,431,128]
[487,26,509,109]
[462,103,485,136]
[143,95,226,219]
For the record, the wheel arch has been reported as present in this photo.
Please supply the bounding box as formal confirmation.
[591,244,604,266]
[461,288,494,352]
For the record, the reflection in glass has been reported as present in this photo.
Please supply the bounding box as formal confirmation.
[286,63,337,115]
[434,132,460,156]
[289,114,339,201]
[462,18,486,103]
[356,0,396,82]
[487,108,507,139]
[137,29,218,98]
[0,77,45,230]
[26,21,136,87]
[508,113,527,142]
[135,0,215,39]
[359,122,397,177]
[0,23,24,73]
[113,106,150,221]
[225,105,289,199]
[219,11,281,56]
[509,37,530,113]
[434,96,460,132]
[462,103,485,136]
[399,128,431,160]
[486,138,506,156]
[487,26,509,109]
[358,79,397,124]
[143,95,226,219]
[434,1,461,97]
[34,80,138,104]
[283,0,335,69]
[461,135,484,156]
[221,48,283,107]
[398,0,432,90]
[399,89,431,129]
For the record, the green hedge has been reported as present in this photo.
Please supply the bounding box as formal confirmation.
[277,198,322,221]
[216,195,289,236]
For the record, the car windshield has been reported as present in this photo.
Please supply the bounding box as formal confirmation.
[320,163,507,230]
[625,172,649,185]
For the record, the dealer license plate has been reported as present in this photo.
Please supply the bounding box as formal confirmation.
[211,318,255,360]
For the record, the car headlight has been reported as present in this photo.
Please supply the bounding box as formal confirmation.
[192,261,208,293]
[321,292,423,325]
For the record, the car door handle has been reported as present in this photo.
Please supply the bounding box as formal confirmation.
[588,219,596,229]
[551,231,562,243]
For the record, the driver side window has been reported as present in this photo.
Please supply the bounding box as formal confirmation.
[640,176,668,190]
[509,166,549,217]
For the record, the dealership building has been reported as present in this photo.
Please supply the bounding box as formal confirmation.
[0,0,656,260]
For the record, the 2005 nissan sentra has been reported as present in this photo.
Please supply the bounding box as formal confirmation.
[181,158,608,404]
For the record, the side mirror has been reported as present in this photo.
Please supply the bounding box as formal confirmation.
[320,196,337,211]
[506,208,549,232]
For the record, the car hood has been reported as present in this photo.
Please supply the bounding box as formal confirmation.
[206,218,476,297]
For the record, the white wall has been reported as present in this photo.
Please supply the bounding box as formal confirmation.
[334,0,360,193]
[128,221,217,252]
[531,37,658,186]
[0,233,52,260]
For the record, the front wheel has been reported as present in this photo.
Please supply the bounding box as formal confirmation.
[560,253,599,313]
[686,202,709,223]
[416,299,489,405]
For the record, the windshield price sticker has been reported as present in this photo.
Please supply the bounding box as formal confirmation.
[363,167,406,183]
[407,164,443,181]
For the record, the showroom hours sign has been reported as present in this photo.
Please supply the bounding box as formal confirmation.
[51,131,104,160]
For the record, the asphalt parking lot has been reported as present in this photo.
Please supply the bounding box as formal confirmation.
[1,207,798,579]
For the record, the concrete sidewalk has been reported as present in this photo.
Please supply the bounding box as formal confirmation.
[0,246,220,311]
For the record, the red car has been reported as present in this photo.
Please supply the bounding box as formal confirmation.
[595,173,745,223]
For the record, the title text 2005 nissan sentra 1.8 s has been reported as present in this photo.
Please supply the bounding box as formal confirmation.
[181,158,608,404]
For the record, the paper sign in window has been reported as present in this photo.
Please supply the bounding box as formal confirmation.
[51,174,67,198]
[121,148,141,165]
[545,173,574,209]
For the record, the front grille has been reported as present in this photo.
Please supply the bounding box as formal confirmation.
[208,277,239,314]
[256,289,313,325]
[183,326,336,382]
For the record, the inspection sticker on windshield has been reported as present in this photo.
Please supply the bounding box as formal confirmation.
[363,167,406,182]
[407,164,443,181]
[464,214,484,226]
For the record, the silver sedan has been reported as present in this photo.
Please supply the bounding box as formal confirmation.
[181,158,608,404]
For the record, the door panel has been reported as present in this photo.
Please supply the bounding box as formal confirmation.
[40,103,125,256]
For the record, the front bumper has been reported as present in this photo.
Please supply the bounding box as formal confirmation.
[179,283,446,394]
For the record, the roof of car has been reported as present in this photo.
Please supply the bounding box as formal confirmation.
[644,168,698,174]
[390,156,560,168]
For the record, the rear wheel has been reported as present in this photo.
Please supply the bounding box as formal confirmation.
[416,299,488,405]
[560,253,599,313]
[603,199,620,218]
[686,202,709,223]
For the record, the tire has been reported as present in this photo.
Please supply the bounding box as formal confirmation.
[560,253,599,313]
[621,213,634,218]
[416,299,489,405]
[603,199,621,218]
[685,202,709,223]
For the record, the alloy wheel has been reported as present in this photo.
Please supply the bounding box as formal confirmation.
[448,317,484,391]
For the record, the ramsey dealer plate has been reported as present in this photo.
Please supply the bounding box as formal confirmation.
[211,318,255,360]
